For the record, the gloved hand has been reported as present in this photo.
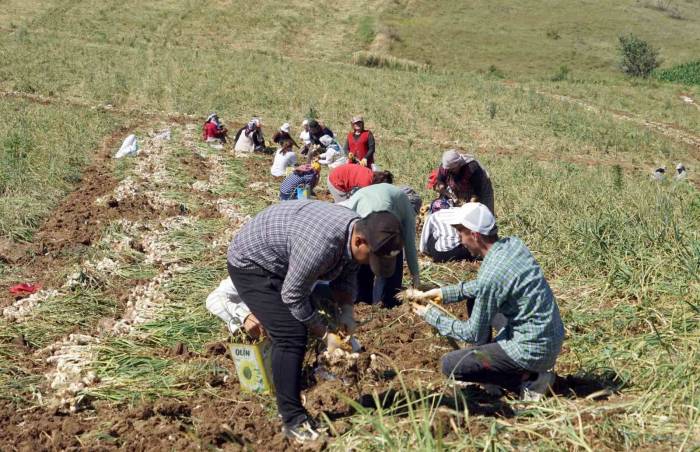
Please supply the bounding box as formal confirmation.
[338,303,356,334]
[360,158,368,167]
[410,288,443,304]
[326,332,349,353]
[411,274,421,288]
[411,302,428,318]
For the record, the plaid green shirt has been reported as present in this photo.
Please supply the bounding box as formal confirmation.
[424,237,564,372]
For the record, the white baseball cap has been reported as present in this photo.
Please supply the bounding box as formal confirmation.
[280,123,290,133]
[440,202,496,235]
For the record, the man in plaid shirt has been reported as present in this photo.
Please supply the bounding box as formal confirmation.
[227,200,404,442]
[411,203,564,401]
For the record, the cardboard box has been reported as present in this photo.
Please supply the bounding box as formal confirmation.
[230,339,275,394]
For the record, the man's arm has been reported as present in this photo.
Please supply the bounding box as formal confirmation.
[400,199,420,277]
[470,166,495,213]
[419,214,433,254]
[422,293,493,344]
[365,132,376,161]
[329,261,358,303]
[440,280,479,305]
[280,252,325,326]
[281,238,346,327]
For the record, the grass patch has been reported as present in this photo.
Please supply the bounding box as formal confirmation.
[85,338,226,403]
[0,99,120,241]
[655,60,700,85]
[351,51,429,72]
[356,15,376,46]
[8,288,117,348]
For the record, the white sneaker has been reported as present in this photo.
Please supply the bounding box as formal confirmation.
[282,418,323,444]
[520,371,555,402]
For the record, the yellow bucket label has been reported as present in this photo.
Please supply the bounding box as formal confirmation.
[230,340,274,394]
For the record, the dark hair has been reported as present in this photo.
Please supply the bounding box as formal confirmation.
[372,170,394,185]
[483,231,499,243]
[353,216,369,238]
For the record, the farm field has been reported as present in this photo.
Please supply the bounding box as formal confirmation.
[1,0,699,449]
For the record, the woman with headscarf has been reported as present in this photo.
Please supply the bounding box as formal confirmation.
[431,149,494,214]
[202,113,228,143]
[234,117,265,153]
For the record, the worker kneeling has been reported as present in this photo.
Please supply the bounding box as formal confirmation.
[411,203,564,401]
[227,201,403,443]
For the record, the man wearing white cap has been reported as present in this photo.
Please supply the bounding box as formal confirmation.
[410,202,564,401]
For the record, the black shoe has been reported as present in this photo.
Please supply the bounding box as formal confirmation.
[282,417,324,444]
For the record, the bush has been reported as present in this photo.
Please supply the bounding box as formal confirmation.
[486,64,505,79]
[618,34,661,77]
[357,16,376,46]
[551,65,570,82]
[351,51,428,72]
[655,60,700,85]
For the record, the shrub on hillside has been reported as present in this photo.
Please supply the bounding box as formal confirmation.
[618,34,661,78]
[351,51,428,72]
[551,65,570,82]
[655,60,700,85]
[486,65,505,79]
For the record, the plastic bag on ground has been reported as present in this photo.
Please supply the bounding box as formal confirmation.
[114,134,139,158]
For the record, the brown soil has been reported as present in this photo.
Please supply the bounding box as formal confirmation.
[0,299,598,450]
[0,298,610,450]
[0,125,182,308]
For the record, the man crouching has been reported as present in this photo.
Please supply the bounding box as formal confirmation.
[227,200,403,443]
[411,203,564,401]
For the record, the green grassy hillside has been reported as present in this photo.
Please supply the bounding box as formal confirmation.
[381,0,700,76]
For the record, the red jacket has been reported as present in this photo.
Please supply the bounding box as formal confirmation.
[203,122,219,140]
[329,163,374,193]
[346,130,374,164]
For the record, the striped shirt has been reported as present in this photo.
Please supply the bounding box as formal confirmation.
[419,210,462,253]
[280,172,317,200]
[227,201,359,324]
[424,237,564,372]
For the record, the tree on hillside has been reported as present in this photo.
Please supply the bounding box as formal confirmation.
[618,34,661,78]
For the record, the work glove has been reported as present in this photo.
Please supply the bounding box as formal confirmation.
[411,274,421,288]
[360,158,368,167]
[325,332,351,353]
[410,288,443,304]
[337,303,357,334]
[411,302,428,318]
